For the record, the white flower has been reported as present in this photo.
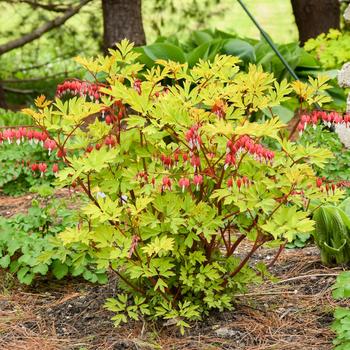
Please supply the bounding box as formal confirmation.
[96,191,106,199]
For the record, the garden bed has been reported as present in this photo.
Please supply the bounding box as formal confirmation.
[0,189,80,218]
[0,240,345,350]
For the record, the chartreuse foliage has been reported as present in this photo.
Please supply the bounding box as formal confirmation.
[136,29,346,112]
[305,29,350,70]
[23,40,340,332]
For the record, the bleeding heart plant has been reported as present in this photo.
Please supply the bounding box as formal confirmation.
[21,40,341,333]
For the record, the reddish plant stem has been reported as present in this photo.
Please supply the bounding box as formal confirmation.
[114,270,145,295]
[268,242,286,269]
[219,227,229,252]
[223,235,267,286]
[227,234,246,257]
[206,235,217,261]
[62,120,85,149]
[224,210,240,220]
[267,185,295,221]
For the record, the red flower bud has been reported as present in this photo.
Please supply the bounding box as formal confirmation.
[105,115,112,124]
[133,79,142,95]
[57,148,66,158]
[31,163,39,172]
[162,176,172,191]
[52,164,59,173]
[190,156,200,171]
[316,178,323,188]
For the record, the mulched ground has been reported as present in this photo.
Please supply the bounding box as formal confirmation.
[0,193,348,350]
[0,188,81,218]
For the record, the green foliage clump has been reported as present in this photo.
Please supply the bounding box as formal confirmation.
[136,29,345,112]
[300,126,350,189]
[0,109,54,195]
[285,232,311,249]
[0,198,107,285]
[137,29,320,81]
[0,108,33,127]
[313,205,350,265]
[23,40,340,332]
[331,272,350,350]
[305,29,350,70]
[0,141,53,195]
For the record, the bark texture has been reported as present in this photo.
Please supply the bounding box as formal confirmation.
[291,0,340,45]
[102,0,146,52]
[0,84,7,109]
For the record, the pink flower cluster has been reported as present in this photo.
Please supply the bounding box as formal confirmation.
[161,174,204,192]
[29,162,59,176]
[160,154,174,169]
[316,177,350,193]
[226,135,274,168]
[297,111,350,136]
[0,128,52,147]
[104,135,118,148]
[227,176,251,190]
[56,80,100,101]
[185,125,202,152]
[137,171,149,184]
[159,151,202,172]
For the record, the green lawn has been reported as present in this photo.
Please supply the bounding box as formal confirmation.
[143,0,298,44]
[218,0,298,43]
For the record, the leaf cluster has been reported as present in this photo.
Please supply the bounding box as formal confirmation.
[22,40,340,331]
[0,198,107,285]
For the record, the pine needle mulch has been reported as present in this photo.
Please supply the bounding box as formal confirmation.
[0,245,347,350]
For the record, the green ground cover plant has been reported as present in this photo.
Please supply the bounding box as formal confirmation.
[0,197,107,285]
[331,272,350,350]
[300,126,350,187]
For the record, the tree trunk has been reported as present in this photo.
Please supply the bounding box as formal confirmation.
[0,84,7,109]
[102,0,146,53]
[291,0,340,45]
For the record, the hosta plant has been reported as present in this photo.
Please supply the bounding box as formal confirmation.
[22,40,341,332]
[313,197,350,266]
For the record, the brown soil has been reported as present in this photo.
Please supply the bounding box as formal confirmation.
[0,194,347,350]
[0,188,80,218]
